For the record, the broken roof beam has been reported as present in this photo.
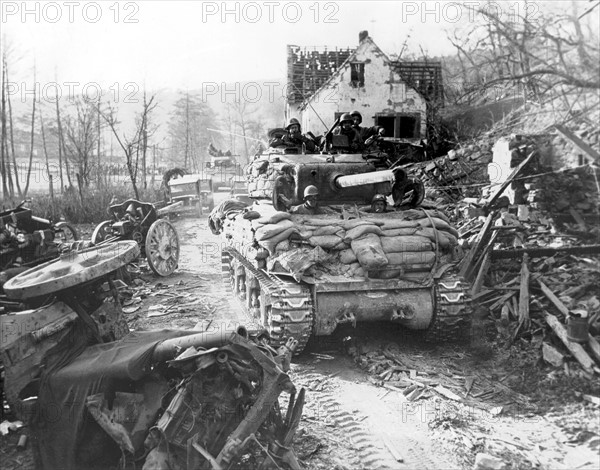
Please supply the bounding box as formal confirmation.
[554,124,600,164]
[491,244,600,260]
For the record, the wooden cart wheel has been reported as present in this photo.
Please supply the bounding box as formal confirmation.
[145,219,179,276]
[54,221,79,243]
[3,241,140,300]
[91,220,113,244]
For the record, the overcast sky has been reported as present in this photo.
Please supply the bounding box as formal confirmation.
[1,1,583,91]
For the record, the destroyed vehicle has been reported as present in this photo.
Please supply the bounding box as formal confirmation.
[91,198,180,276]
[0,242,304,470]
[211,133,471,354]
[163,168,215,216]
[0,200,78,277]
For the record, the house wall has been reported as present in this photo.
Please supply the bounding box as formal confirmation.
[293,39,427,138]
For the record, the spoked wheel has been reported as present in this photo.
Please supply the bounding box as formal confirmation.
[91,220,113,245]
[3,241,140,299]
[54,222,79,243]
[145,219,179,276]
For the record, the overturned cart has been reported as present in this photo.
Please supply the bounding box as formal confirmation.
[1,242,304,470]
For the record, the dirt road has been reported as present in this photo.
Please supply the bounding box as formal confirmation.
[128,211,599,470]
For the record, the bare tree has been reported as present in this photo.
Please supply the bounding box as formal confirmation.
[63,98,100,189]
[22,64,37,198]
[1,47,20,199]
[225,101,266,163]
[99,93,158,199]
[445,2,600,106]
[168,92,216,172]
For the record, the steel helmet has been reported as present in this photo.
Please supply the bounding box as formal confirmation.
[350,110,362,124]
[304,185,319,198]
[372,194,387,204]
[340,113,353,124]
[286,118,301,130]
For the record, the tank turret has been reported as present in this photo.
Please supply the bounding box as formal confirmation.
[246,151,421,210]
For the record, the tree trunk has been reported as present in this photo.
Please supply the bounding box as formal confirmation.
[23,70,37,198]
[40,111,53,198]
[55,95,72,191]
[1,61,9,200]
[4,58,20,197]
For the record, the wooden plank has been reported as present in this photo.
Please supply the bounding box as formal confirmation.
[471,250,492,296]
[459,213,495,280]
[544,312,595,373]
[569,208,587,231]
[492,244,600,260]
[383,435,405,463]
[538,280,569,317]
[485,150,538,209]
[588,336,600,364]
[518,254,530,331]
[555,124,600,164]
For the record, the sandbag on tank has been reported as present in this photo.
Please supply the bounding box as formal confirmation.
[380,236,433,253]
[259,227,298,254]
[386,251,436,267]
[256,211,292,225]
[351,233,388,269]
[313,226,345,237]
[339,248,358,264]
[344,224,383,242]
[417,217,459,238]
[254,219,295,241]
[309,234,344,249]
[382,227,457,249]
[380,220,420,230]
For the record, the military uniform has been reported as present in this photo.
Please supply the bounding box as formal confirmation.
[289,202,323,215]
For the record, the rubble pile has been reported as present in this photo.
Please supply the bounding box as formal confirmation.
[452,131,600,379]
[405,137,496,205]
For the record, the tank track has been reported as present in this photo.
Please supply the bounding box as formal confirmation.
[425,275,473,343]
[221,248,314,355]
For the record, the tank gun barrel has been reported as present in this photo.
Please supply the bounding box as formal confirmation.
[334,168,406,189]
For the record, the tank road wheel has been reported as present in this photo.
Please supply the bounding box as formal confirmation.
[145,219,179,276]
[54,221,79,243]
[91,220,113,245]
[221,247,314,355]
[3,241,140,299]
[425,277,473,343]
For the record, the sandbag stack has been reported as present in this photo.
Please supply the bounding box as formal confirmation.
[223,205,459,281]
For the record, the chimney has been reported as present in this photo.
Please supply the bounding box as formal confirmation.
[359,30,368,43]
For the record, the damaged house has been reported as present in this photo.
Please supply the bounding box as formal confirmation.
[286,31,444,141]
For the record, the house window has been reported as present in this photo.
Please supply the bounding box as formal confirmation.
[375,114,421,139]
[350,63,365,88]
[398,115,420,138]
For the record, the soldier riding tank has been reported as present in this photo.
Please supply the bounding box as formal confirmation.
[211,131,472,354]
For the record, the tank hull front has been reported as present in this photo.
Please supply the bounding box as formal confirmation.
[311,279,434,336]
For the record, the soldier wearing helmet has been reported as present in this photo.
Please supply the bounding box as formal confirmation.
[289,185,323,215]
[350,110,385,141]
[370,194,388,213]
[269,117,316,153]
[332,113,364,151]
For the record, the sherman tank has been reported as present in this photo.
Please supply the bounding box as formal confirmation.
[211,139,472,354]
